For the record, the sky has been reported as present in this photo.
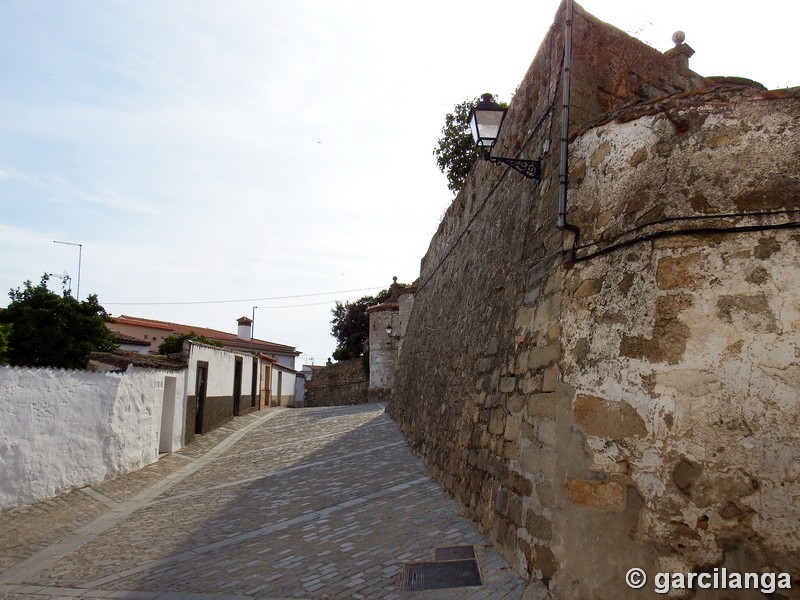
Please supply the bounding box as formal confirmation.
[1,0,797,366]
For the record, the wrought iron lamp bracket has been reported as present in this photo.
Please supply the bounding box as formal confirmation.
[482,150,541,181]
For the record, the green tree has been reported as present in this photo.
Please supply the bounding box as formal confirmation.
[330,288,392,360]
[433,95,506,193]
[0,323,11,365]
[158,331,223,354]
[0,274,116,369]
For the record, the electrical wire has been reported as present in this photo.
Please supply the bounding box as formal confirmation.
[103,286,386,307]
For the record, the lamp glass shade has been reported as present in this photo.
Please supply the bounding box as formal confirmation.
[468,94,507,148]
[385,324,393,336]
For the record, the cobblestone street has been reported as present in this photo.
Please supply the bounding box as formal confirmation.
[0,404,527,599]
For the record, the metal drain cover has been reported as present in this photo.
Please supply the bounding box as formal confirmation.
[435,545,476,561]
[401,559,482,591]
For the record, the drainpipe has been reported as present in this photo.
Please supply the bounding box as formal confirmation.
[557,0,574,230]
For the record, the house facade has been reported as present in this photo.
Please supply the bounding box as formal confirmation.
[105,315,302,443]
[108,315,300,368]
[183,341,261,442]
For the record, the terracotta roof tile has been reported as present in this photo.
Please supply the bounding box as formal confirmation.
[88,350,185,371]
[112,315,300,355]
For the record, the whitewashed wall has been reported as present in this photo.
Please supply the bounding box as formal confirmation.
[185,342,256,400]
[293,373,306,407]
[271,366,296,406]
[0,365,186,510]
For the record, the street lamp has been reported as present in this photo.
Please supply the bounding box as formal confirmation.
[53,240,82,300]
[468,93,541,181]
[385,322,400,340]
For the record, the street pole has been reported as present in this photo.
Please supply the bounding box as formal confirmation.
[53,240,82,300]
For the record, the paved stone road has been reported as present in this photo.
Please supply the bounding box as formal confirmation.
[1,404,527,599]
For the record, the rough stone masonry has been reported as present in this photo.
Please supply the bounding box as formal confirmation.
[389,2,800,598]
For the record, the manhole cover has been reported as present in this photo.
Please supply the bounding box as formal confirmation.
[435,545,476,561]
[401,559,482,592]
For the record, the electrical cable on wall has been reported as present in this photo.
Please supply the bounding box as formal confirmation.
[569,208,800,263]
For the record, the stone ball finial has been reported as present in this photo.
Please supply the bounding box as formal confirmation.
[672,31,686,46]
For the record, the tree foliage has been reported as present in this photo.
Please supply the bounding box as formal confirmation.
[330,288,392,360]
[0,275,116,369]
[158,331,223,355]
[433,95,506,193]
[0,323,11,365]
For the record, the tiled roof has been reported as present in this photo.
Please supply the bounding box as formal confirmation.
[112,315,300,356]
[88,350,186,371]
[113,331,151,346]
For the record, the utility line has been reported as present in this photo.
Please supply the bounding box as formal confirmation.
[103,286,386,306]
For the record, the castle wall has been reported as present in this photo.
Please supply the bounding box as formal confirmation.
[304,359,368,408]
[389,2,799,597]
[555,91,800,596]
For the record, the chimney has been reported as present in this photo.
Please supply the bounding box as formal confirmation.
[237,316,253,341]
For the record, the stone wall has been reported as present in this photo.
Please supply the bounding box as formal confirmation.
[556,88,800,597]
[304,359,368,407]
[389,2,799,598]
[367,302,399,403]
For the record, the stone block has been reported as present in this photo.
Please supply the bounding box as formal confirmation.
[536,482,554,509]
[574,278,603,298]
[500,376,517,393]
[519,444,556,479]
[520,373,544,394]
[507,472,534,497]
[495,486,510,514]
[573,394,647,438]
[508,492,524,526]
[565,477,626,512]
[541,366,558,392]
[514,306,536,329]
[507,393,525,414]
[488,408,506,435]
[533,544,557,580]
[656,253,703,290]
[516,351,530,374]
[527,393,557,418]
[527,345,561,370]
[504,415,521,441]
[526,510,553,541]
[502,440,519,460]
[620,294,692,364]
[535,418,556,446]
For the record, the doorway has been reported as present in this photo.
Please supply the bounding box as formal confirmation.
[194,363,208,435]
[233,357,243,416]
[159,376,177,453]
[251,358,258,408]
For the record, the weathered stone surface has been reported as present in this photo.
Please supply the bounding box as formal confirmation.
[565,478,627,512]
[388,1,800,596]
[716,293,779,333]
[304,359,367,407]
[619,295,692,364]
[573,394,647,438]
[573,278,603,298]
[656,253,703,290]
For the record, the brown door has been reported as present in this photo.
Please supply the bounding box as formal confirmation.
[195,364,208,434]
[251,358,258,408]
[233,357,243,416]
